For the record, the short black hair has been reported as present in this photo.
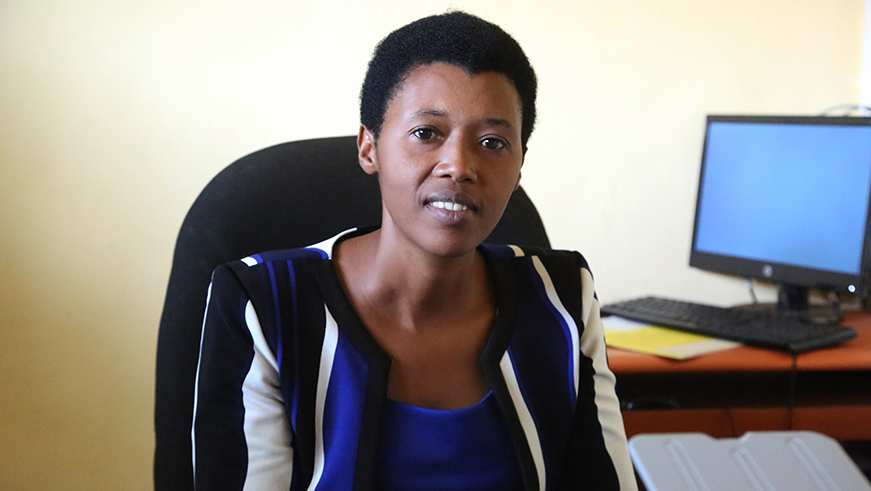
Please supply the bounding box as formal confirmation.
[360,11,537,149]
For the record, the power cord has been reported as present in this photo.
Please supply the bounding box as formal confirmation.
[827,291,841,311]
[818,104,871,117]
[745,278,758,305]
[788,354,798,430]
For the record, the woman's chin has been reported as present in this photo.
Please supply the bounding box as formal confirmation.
[415,229,492,259]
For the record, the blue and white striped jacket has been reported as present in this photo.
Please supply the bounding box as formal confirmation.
[192,230,636,491]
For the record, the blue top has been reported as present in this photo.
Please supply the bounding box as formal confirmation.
[374,391,525,491]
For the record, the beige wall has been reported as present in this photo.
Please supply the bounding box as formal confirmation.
[0,0,863,489]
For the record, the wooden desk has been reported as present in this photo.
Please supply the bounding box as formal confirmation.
[608,310,871,441]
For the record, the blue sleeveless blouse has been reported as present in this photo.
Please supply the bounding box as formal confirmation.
[374,391,525,491]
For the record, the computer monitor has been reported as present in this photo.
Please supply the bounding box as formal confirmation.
[690,115,871,315]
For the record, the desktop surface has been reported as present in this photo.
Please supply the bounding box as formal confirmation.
[606,308,871,374]
[608,309,871,441]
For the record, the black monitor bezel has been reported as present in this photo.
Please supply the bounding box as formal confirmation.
[689,114,871,295]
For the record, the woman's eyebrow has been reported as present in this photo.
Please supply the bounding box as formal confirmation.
[409,109,515,129]
[483,118,515,130]
[410,108,446,118]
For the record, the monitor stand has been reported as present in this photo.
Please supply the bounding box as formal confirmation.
[736,285,844,324]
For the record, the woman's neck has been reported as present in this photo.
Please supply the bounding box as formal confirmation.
[334,228,492,332]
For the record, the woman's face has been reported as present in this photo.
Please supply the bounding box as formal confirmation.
[358,62,524,258]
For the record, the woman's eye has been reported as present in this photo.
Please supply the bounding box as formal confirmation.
[481,138,506,150]
[413,128,436,140]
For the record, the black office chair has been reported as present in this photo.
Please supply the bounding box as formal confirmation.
[153,135,551,490]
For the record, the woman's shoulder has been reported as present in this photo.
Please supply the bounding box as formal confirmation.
[480,242,591,270]
[222,227,366,272]
[228,246,329,270]
[207,232,360,320]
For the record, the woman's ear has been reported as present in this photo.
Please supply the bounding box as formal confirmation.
[515,152,524,190]
[357,125,378,175]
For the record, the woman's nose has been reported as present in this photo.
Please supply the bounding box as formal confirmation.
[433,138,477,183]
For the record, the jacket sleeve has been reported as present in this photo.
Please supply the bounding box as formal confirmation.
[558,261,638,491]
[192,263,294,490]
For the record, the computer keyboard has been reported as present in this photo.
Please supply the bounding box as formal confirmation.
[600,296,858,353]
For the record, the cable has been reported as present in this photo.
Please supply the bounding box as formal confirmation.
[818,104,871,117]
[788,354,798,431]
[745,278,758,305]
[827,291,841,310]
[726,403,739,437]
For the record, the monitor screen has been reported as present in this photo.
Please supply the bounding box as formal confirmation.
[690,115,871,296]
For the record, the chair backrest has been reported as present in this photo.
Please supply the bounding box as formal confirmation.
[153,135,550,489]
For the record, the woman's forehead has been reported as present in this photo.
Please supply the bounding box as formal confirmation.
[385,63,523,128]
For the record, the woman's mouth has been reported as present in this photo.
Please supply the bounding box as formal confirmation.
[424,192,478,225]
[429,201,470,212]
[424,191,478,212]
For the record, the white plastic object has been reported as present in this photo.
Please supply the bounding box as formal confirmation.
[629,431,871,491]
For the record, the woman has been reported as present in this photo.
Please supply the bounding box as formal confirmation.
[193,11,636,491]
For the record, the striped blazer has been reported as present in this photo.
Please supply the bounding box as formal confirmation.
[192,229,636,491]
